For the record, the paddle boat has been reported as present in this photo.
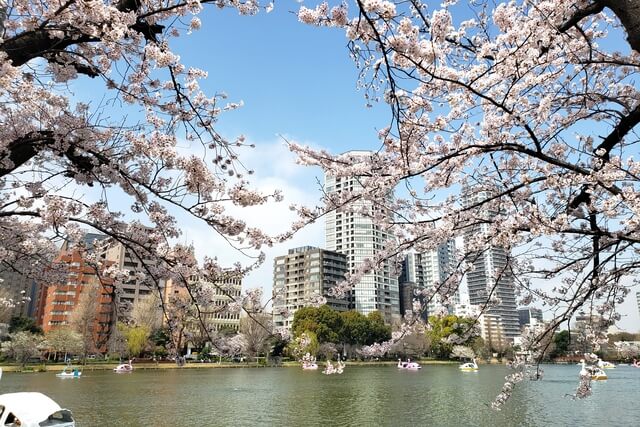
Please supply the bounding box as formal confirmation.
[302,361,318,370]
[114,359,133,373]
[56,366,82,378]
[580,359,608,380]
[397,358,422,370]
[323,359,345,375]
[0,392,75,426]
[632,359,640,368]
[301,353,318,370]
[597,359,616,369]
[459,358,479,372]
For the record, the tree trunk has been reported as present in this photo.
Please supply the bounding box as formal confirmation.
[604,0,640,53]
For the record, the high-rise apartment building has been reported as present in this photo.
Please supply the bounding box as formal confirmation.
[479,313,508,352]
[518,307,543,328]
[35,248,114,352]
[36,231,171,353]
[462,189,520,340]
[399,245,459,318]
[272,246,348,329]
[103,241,164,307]
[0,269,39,320]
[325,152,400,323]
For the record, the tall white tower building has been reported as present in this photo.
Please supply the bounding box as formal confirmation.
[399,242,460,318]
[462,189,520,340]
[324,151,400,323]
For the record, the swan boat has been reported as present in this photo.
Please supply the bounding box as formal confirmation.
[0,392,75,426]
[459,358,479,372]
[323,360,345,375]
[580,360,608,381]
[597,359,616,369]
[397,359,422,370]
[56,366,82,378]
[114,360,133,373]
[301,353,318,370]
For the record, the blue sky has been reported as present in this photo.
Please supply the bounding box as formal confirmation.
[176,4,391,148]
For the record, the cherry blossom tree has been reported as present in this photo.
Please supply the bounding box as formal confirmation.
[0,1,281,351]
[292,0,640,407]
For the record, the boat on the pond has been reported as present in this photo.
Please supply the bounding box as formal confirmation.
[597,359,616,369]
[0,392,75,426]
[397,359,421,370]
[632,359,640,368]
[56,366,82,378]
[301,353,318,370]
[114,360,133,373]
[459,358,479,372]
[323,360,345,375]
[580,360,608,380]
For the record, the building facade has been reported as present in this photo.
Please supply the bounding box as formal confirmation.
[103,242,163,307]
[399,245,459,319]
[325,152,400,323]
[272,246,348,329]
[462,189,520,340]
[0,269,39,320]
[517,307,543,328]
[35,249,114,352]
[164,272,243,353]
[479,313,508,352]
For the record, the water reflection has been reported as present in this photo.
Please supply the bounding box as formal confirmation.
[1,365,638,426]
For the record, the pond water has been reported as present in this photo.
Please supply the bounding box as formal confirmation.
[1,364,639,426]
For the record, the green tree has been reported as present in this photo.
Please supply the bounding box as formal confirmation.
[427,315,477,359]
[340,311,370,345]
[291,305,343,343]
[269,335,289,358]
[366,312,391,345]
[551,330,571,358]
[8,316,43,334]
[288,331,319,359]
[150,328,170,348]
[470,336,488,359]
[118,324,150,357]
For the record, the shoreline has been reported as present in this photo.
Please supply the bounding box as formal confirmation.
[1,359,461,373]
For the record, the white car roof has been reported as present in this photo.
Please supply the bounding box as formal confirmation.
[0,392,64,424]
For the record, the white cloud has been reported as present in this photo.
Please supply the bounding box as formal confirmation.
[180,137,327,303]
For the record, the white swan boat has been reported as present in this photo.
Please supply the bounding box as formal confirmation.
[301,353,318,370]
[56,366,82,378]
[114,360,133,373]
[323,360,345,375]
[459,358,479,372]
[0,392,75,426]
[580,360,608,380]
[397,359,421,370]
[597,359,616,369]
